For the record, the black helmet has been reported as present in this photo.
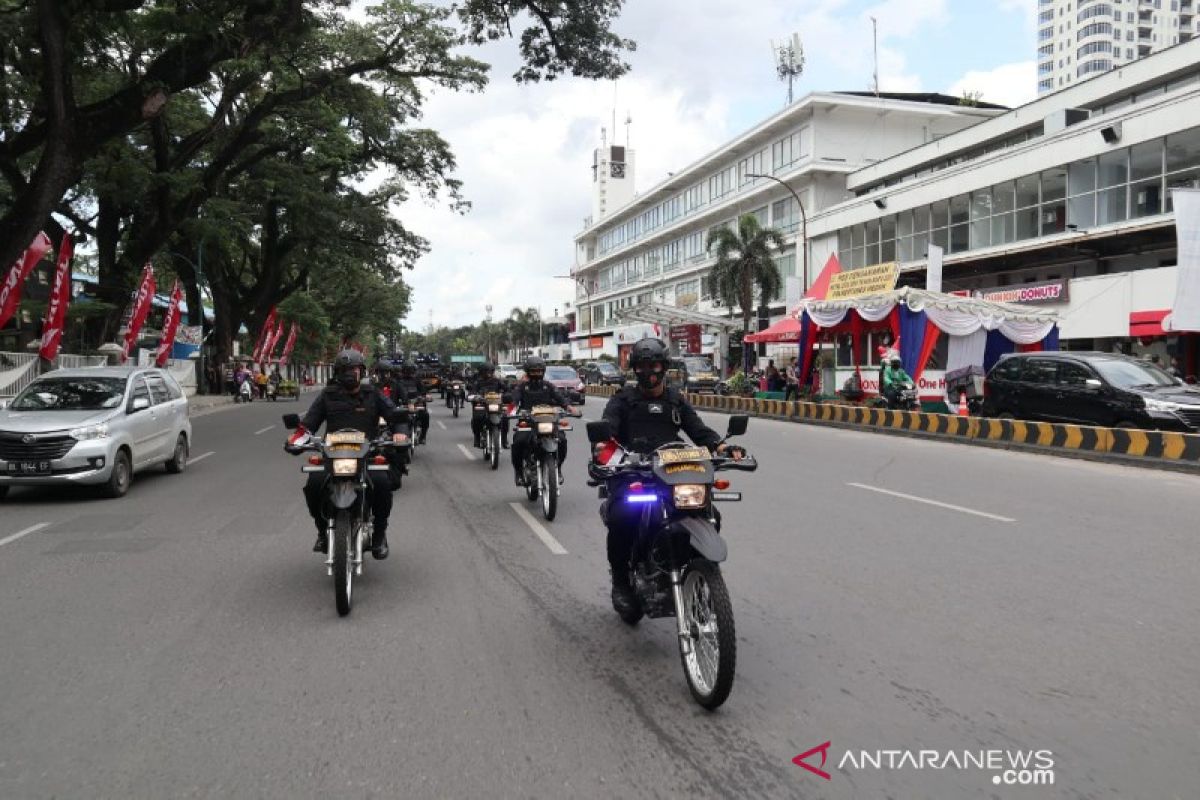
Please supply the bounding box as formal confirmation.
[629,337,669,391]
[334,349,366,389]
[477,360,495,375]
[523,355,546,380]
[373,357,393,374]
[400,361,416,376]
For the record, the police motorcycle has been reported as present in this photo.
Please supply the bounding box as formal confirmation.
[513,404,581,521]
[403,393,430,456]
[469,391,506,470]
[282,412,409,617]
[586,415,757,710]
[446,378,467,417]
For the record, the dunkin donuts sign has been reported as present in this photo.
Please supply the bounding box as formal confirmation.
[978,279,1069,305]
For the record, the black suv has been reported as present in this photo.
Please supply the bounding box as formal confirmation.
[982,351,1200,431]
[581,360,626,387]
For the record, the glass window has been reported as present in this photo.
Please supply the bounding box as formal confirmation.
[1097,149,1128,188]
[835,335,854,368]
[1042,168,1067,201]
[1042,198,1067,235]
[145,375,171,405]
[881,237,896,262]
[851,224,864,248]
[11,376,128,411]
[992,211,1015,245]
[911,205,931,233]
[897,236,913,262]
[865,220,880,246]
[1068,158,1096,195]
[1068,192,1096,228]
[970,188,993,221]
[992,181,1016,214]
[1015,174,1040,208]
[896,209,913,239]
[912,232,929,261]
[881,214,896,243]
[929,199,949,229]
[1016,207,1040,240]
[130,377,152,406]
[1057,361,1096,386]
[838,227,851,254]
[949,194,970,225]
[1130,139,1163,181]
[990,357,1023,382]
[1132,178,1163,217]
[1167,168,1200,212]
[949,223,969,253]
[1097,185,1128,224]
[1166,128,1200,173]
[930,226,949,253]
[1024,358,1059,385]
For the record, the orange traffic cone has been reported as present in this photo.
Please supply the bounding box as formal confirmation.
[957,391,970,417]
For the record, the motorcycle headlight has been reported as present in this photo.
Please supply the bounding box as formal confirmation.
[332,458,358,476]
[69,423,110,441]
[488,404,500,412]
[672,484,707,508]
[537,422,555,434]
[1144,397,1181,412]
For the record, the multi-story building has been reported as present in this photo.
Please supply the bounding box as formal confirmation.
[811,39,1200,381]
[568,92,1005,366]
[1038,0,1198,94]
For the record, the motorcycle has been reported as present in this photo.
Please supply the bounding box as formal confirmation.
[470,392,505,470]
[282,413,407,617]
[883,381,920,411]
[514,404,581,521]
[237,379,253,403]
[585,415,757,710]
[447,380,466,417]
[405,395,429,456]
[266,381,279,401]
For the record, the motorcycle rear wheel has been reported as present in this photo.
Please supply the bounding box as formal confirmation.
[540,458,557,521]
[489,429,500,470]
[452,400,459,418]
[524,459,538,501]
[333,512,353,617]
[679,559,736,710]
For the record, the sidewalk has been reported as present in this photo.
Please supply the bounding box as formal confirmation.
[188,388,317,418]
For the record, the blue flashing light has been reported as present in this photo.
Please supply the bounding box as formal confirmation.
[626,493,657,504]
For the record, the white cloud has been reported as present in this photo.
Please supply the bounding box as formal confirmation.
[947,61,1039,108]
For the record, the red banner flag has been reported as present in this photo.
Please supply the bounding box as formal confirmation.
[252,306,277,363]
[280,322,299,365]
[155,280,184,367]
[0,231,52,330]
[38,233,75,361]
[120,264,156,363]
[269,320,288,362]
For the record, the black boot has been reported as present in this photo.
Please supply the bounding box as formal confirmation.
[372,528,389,560]
[610,567,639,617]
[313,525,328,553]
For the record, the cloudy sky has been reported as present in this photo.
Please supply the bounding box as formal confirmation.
[398,0,1038,331]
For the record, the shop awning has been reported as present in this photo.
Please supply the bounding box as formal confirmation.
[1130,309,1170,337]
[744,315,802,343]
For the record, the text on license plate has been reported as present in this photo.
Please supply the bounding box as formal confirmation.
[12,461,50,474]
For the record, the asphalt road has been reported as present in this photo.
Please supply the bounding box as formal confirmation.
[1,390,1198,799]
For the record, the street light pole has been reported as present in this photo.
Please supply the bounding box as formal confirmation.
[746,173,808,293]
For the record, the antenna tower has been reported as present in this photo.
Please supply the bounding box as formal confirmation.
[771,33,805,105]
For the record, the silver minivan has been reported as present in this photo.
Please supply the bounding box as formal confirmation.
[0,366,192,498]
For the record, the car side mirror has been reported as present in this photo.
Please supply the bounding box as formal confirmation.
[726,414,749,437]
[282,413,301,430]
[129,396,151,413]
[1084,378,1103,391]
[587,420,613,443]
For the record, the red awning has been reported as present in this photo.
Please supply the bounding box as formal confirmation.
[744,315,802,343]
[1130,309,1170,337]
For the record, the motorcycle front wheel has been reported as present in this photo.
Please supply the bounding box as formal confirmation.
[524,458,538,502]
[333,512,354,617]
[539,457,557,521]
[489,428,500,470]
[679,559,736,710]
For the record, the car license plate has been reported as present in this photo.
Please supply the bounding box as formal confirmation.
[13,461,50,475]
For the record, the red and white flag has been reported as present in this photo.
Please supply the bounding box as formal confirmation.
[155,280,184,367]
[0,231,52,330]
[38,233,74,361]
[120,264,156,363]
[279,322,299,365]
[252,306,277,363]
[266,320,287,362]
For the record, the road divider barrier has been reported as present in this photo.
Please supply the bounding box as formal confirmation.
[586,385,1200,468]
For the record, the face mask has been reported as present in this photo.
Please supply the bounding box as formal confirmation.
[338,369,361,390]
[635,363,664,390]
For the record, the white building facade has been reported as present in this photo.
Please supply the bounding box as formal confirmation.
[568,92,1004,366]
[1039,0,1198,94]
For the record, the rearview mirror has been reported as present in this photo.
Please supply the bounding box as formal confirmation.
[130,396,151,413]
[726,415,749,437]
[282,413,301,430]
[587,420,613,443]
[1084,378,1103,391]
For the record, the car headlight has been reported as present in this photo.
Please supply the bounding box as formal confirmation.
[487,404,500,412]
[687,376,697,382]
[536,422,555,434]
[672,484,707,508]
[69,423,109,441]
[577,383,585,391]
[1144,397,1181,412]
[332,458,358,476]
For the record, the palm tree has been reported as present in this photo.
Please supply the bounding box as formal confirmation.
[508,306,540,360]
[706,214,787,371]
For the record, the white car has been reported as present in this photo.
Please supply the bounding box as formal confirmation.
[0,366,192,499]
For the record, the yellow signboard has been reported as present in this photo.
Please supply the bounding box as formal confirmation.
[825,262,900,300]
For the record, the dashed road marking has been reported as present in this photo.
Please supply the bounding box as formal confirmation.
[437,420,447,430]
[191,451,215,464]
[456,444,476,461]
[508,502,568,555]
[254,425,275,435]
[0,522,50,549]
[846,482,1016,523]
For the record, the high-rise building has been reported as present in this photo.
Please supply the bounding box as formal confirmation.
[1038,0,1198,94]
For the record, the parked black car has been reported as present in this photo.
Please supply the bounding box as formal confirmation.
[581,360,626,386]
[981,351,1200,431]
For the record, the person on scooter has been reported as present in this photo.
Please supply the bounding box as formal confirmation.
[292,349,407,559]
[468,361,510,449]
[510,355,575,486]
[394,362,430,445]
[881,356,914,407]
[596,337,744,616]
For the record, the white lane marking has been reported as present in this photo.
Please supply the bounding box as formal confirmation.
[581,416,593,423]
[509,502,568,555]
[254,425,275,435]
[437,420,447,430]
[191,451,215,464]
[456,444,476,461]
[0,522,50,549]
[846,483,1016,523]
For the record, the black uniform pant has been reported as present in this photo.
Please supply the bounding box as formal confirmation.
[303,472,393,534]
[511,430,567,472]
[471,412,509,445]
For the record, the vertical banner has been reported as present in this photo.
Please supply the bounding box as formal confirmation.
[252,306,277,363]
[155,280,184,367]
[925,244,944,294]
[38,233,75,361]
[264,320,285,363]
[120,264,156,363]
[0,231,52,330]
[1167,188,1200,332]
[279,322,299,365]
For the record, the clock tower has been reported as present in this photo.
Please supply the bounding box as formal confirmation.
[591,137,635,223]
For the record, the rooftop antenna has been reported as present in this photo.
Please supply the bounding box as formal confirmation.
[871,16,879,97]
[770,33,805,105]
[600,125,607,148]
[612,82,618,149]
[625,112,632,148]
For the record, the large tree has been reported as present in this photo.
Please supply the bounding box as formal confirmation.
[706,214,787,370]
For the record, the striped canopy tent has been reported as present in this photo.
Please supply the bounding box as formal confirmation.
[792,286,1061,391]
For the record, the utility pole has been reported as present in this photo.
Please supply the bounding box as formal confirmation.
[871,17,880,97]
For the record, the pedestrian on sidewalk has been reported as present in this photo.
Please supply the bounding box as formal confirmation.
[784,356,800,402]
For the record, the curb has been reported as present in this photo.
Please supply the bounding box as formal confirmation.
[586,385,1200,474]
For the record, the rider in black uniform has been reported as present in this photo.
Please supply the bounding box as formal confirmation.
[597,338,744,614]
[510,355,575,486]
[295,349,406,559]
[468,361,511,449]
[394,362,430,445]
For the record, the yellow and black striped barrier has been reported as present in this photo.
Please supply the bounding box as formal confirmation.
[586,384,1200,468]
